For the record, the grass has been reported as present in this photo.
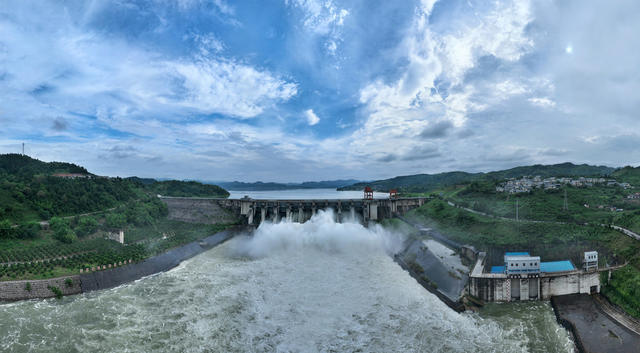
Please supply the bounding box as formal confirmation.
[601,265,640,318]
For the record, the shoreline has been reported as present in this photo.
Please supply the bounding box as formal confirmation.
[0,226,247,302]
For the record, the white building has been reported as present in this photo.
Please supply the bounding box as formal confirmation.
[583,251,598,271]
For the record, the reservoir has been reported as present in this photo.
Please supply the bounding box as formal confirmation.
[0,211,574,352]
[227,188,388,200]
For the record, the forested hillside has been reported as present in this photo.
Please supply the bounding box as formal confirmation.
[612,166,640,185]
[150,180,229,198]
[0,154,229,223]
[340,162,616,192]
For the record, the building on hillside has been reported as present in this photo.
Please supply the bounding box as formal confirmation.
[471,250,605,302]
[52,173,90,179]
[504,252,541,276]
[583,251,598,271]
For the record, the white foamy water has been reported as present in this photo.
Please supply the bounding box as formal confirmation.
[0,211,574,352]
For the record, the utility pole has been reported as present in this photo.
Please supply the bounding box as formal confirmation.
[563,189,568,211]
[516,199,519,222]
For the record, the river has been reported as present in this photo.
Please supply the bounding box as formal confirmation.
[0,211,574,352]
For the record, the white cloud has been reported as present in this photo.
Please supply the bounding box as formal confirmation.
[304,109,320,125]
[0,7,297,125]
[286,0,349,55]
[528,97,556,108]
[350,0,535,162]
[169,59,298,118]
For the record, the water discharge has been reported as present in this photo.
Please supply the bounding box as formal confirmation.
[0,211,573,352]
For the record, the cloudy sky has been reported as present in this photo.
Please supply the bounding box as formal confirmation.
[1,0,639,182]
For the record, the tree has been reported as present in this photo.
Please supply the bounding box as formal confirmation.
[50,217,76,243]
[0,219,13,238]
[105,213,126,229]
[53,228,77,243]
[17,221,40,239]
[76,216,98,237]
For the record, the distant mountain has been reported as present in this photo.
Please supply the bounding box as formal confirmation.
[485,163,614,180]
[217,179,363,191]
[339,162,615,192]
[338,172,481,192]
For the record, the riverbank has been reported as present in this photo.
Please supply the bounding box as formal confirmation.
[0,226,246,301]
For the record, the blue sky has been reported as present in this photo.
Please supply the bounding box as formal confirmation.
[1,0,639,182]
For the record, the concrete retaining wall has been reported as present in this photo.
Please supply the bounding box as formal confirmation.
[541,271,599,299]
[161,198,237,224]
[0,276,81,301]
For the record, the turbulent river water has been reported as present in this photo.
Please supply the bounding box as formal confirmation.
[0,211,574,352]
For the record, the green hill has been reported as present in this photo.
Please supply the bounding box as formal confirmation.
[612,166,640,185]
[340,162,615,192]
[486,162,614,180]
[0,154,229,223]
[0,153,88,178]
[339,171,482,193]
[150,180,229,198]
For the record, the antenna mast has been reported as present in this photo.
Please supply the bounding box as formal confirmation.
[22,143,25,156]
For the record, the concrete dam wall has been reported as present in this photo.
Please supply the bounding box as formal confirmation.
[160,196,428,225]
[161,197,238,224]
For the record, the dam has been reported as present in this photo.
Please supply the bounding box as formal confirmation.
[160,195,428,225]
[0,209,575,352]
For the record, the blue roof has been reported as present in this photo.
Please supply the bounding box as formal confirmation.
[491,266,506,273]
[541,261,575,273]
[505,252,530,257]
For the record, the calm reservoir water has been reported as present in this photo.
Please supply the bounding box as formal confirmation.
[227,188,388,199]
[0,211,574,352]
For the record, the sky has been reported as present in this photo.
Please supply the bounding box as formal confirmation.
[1,0,639,182]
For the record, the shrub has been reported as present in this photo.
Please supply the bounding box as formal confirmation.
[0,219,14,238]
[25,282,31,292]
[105,213,126,229]
[53,228,77,244]
[76,216,98,237]
[17,221,40,239]
[47,285,63,299]
[65,278,73,288]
